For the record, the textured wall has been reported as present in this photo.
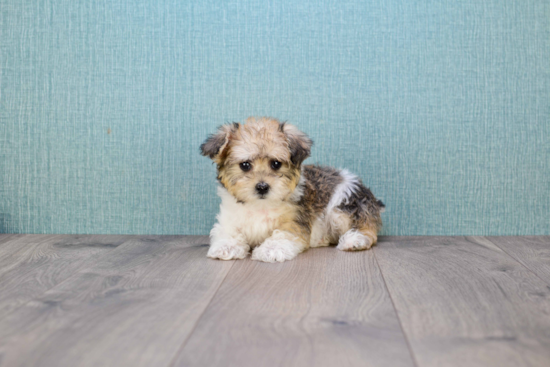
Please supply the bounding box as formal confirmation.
[1,0,549,235]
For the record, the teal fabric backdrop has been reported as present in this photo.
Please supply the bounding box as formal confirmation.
[1,0,549,235]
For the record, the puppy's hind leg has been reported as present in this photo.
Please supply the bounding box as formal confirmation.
[336,223,378,252]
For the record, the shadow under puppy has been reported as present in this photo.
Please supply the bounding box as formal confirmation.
[200,117,385,263]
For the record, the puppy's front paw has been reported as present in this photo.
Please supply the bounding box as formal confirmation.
[251,231,303,263]
[207,240,249,260]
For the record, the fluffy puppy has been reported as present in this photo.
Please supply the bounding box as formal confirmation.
[200,117,385,263]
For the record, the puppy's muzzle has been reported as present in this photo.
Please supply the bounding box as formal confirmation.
[255,182,270,197]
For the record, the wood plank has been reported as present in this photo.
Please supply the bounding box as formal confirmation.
[0,234,23,247]
[0,234,122,264]
[0,235,132,317]
[374,236,550,367]
[0,235,233,367]
[485,236,550,285]
[173,246,416,367]
[0,234,32,256]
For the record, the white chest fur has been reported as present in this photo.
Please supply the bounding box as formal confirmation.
[215,187,290,247]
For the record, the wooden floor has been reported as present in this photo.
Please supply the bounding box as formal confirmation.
[0,235,549,367]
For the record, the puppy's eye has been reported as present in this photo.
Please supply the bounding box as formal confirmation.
[271,160,282,170]
[239,162,252,172]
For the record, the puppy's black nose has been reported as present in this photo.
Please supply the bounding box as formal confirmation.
[255,182,270,196]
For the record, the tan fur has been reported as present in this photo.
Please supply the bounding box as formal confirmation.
[217,118,303,205]
[357,222,379,245]
[278,215,310,248]
[228,117,292,164]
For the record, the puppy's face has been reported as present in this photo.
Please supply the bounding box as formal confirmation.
[201,117,312,204]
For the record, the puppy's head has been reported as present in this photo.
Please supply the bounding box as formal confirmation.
[200,117,312,203]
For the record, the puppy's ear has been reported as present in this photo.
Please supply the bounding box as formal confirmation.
[200,123,239,163]
[281,122,313,166]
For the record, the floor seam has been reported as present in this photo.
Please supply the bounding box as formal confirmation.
[167,259,236,367]
[373,247,421,367]
[483,236,550,286]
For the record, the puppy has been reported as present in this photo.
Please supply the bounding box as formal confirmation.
[200,117,384,263]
